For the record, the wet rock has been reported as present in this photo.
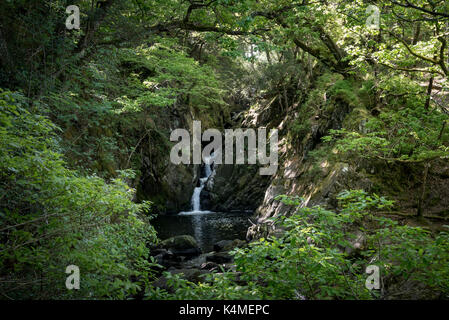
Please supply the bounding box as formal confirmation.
[213,239,246,252]
[150,248,168,256]
[139,161,195,214]
[200,262,220,271]
[213,240,233,252]
[154,253,165,266]
[173,268,209,282]
[206,252,233,264]
[158,235,201,259]
[200,189,212,210]
[200,261,234,272]
[152,249,184,269]
[205,164,270,212]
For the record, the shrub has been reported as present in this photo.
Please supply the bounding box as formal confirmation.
[149,190,449,300]
[0,90,158,299]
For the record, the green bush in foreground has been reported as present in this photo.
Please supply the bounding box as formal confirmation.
[149,190,449,300]
[0,90,158,299]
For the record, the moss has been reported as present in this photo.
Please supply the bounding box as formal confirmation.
[287,72,351,144]
[289,119,311,139]
[365,168,407,196]
[358,80,376,109]
[159,235,198,250]
[144,192,168,213]
[343,107,372,130]
[328,78,360,108]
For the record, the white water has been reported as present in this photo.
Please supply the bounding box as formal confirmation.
[179,155,215,216]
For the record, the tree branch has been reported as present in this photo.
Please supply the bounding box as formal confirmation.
[389,1,449,18]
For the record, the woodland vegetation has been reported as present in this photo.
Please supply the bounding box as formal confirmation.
[0,0,448,300]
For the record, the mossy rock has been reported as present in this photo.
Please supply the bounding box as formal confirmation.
[159,235,199,251]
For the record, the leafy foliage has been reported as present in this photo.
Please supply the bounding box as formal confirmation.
[0,90,158,299]
[1,0,449,300]
[148,191,449,300]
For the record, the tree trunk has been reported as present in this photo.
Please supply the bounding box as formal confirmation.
[417,163,430,217]
[424,76,434,111]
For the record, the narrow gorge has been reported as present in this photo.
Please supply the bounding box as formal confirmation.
[1,0,449,301]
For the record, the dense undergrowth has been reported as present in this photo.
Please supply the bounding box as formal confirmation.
[146,191,449,300]
[0,90,158,299]
[1,0,449,300]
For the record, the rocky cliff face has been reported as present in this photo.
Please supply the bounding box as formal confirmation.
[202,72,358,220]
[200,164,270,212]
[202,71,430,238]
[136,101,230,214]
[141,70,449,223]
[138,160,196,213]
[201,71,449,242]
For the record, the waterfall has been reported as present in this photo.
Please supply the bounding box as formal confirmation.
[179,154,215,215]
[191,155,213,212]
[178,155,215,251]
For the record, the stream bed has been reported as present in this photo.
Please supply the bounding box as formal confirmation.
[152,211,252,252]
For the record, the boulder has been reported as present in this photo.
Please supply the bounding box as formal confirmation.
[172,268,209,282]
[213,239,246,252]
[151,248,169,256]
[154,253,165,266]
[199,189,213,210]
[158,235,201,259]
[213,240,234,252]
[200,262,220,271]
[206,252,233,264]
[150,249,185,269]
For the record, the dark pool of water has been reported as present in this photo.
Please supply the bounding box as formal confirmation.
[152,211,252,252]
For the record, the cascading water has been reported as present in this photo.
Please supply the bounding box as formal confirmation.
[178,155,215,249]
[153,152,250,252]
[179,154,215,215]
[191,155,213,212]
